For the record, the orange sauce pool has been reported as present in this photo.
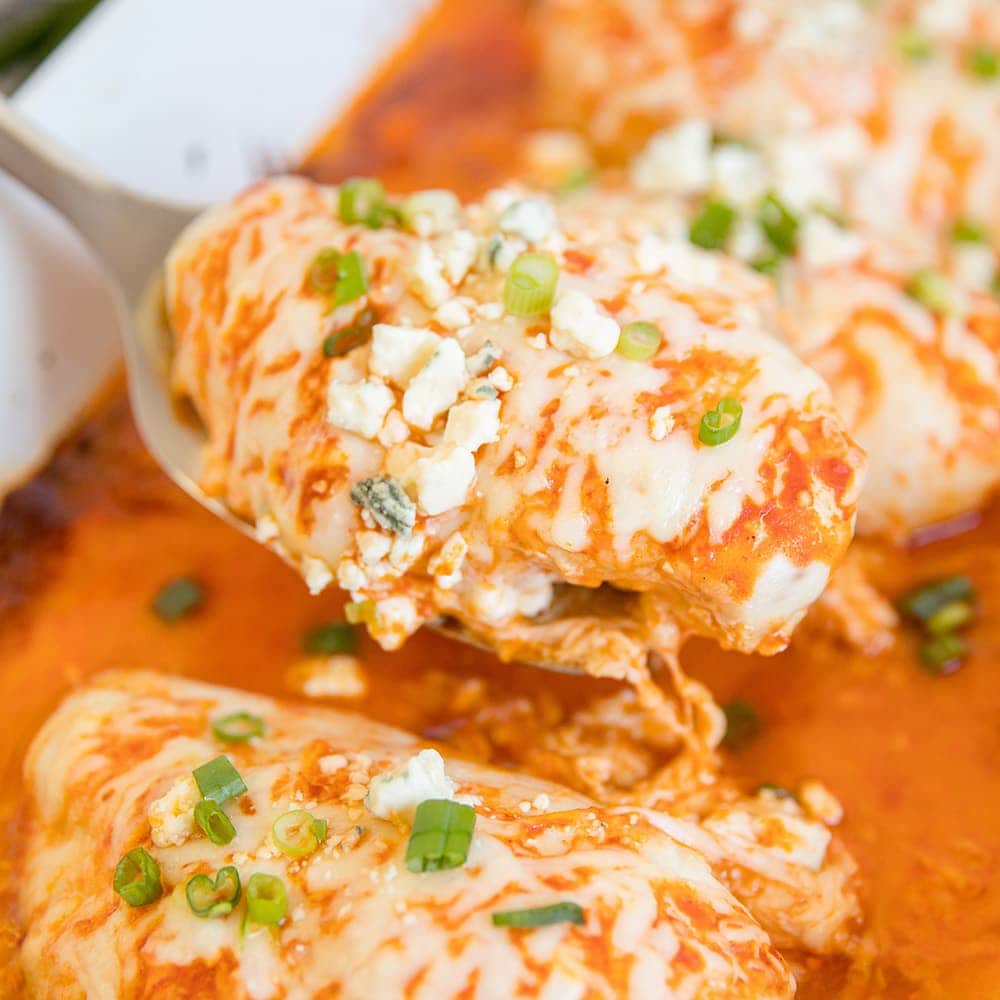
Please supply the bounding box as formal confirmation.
[2,1,999,996]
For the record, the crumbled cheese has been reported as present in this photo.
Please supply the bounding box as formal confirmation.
[484,233,525,272]
[798,780,845,827]
[428,531,469,589]
[477,302,505,321]
[798,214,865,270]
[302,556,334,595]
[728,218,767,263]
[710,143,767,208]
[403,189,461,238]
[498,197,558,243]
[254,515,279,543]
[369,324,442,388]
[953,243,997,290]
[468,581,518,624]
[370,596,421,650]
[434,298,472,331]
[772,136,838,213]
[388,531,425,570]
[408,242,452,307]
[917,0,970,39]
[549,289,620,359]
[148,775,201,847]
[444,399,501,452]
[630,119,712,195]
[402,340,469,430]
[356,531,392,565]
[436,229,479,285]
[466,340,501,375]
[298,654,367,700]
[377,409,410,447]
[336,556,367,593]
[412,445,476,515]
[527,333,549,350]
[488,366,514,392]
[327,377,394,439]
[634,234,720,288]
[365,748,457,822]
[649,406,675,441]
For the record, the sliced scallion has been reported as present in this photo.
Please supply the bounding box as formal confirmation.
[906,269,952,313]
[193,755,248,805]
[246,873,288,925]
[308,247,343,295]
[503,252,559,317]
[758,193,799,257]
[721,700,761,751]
[338,177,391,228]
[899,28,933,63]
[194,798,237,846]
[920,632,967,675]
[212,712,265,745]
[925,600,974,636]
[896,576,975,623]
[698,398,743,446]
[113,847,163,907]
[556,166,592,195]
[952,219,988,244]
[152,577,204,622]
[322,306,377,358]
[616,321,661,361]
[967,45,999,80]
[689,199,737,250]
[334,251,368,306]
[186,866,241,918]
[303,621,357,655]
[405,799,476,873]
[272,809,328,858]
[492,901,585,928]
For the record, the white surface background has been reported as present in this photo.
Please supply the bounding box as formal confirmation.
[0,0,432,495]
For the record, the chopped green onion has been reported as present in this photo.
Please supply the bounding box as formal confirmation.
[899,28,933,63]
[186,866,241,918]
[322,306,377,358]
[272,809,328,858]
[920,632,967,675]
[211,712,265,745]
[246,873,288,925]
[193,755,248,805]
[338,178,393,228]
[334,251,368,306]
[896,576,975,623]
[698,398,743,446]
[616,321,662,362]
[344,599,375,625]
[113,847,163,907]
[721,700,761,750]
[689,200,737,250]
[303,621,357,655]
[492,902,585,929]
[503,253,559,317]
[952,219,988,244]
[555,166,593,195]
[152,577,204,622]
[756,782,795,800]
[194,798,237,846]
[400,190,460,234]
[758,193,799,257]
[906,269,952,313]
[967,45,999,80]
[308,247,343,295]
[751,251,781,276]
[405,799,476,873]
[925,600,974,636]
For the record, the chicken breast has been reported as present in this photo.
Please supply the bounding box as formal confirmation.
[19,671,795,999]
[165,176,863,680]
[533,0,1000,539]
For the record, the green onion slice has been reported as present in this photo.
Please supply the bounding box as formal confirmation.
[721,700,761,750]
[186,866,241,918]
[899,28,933,63]
[968,45,999,80]
[194,798,237,846]
[334,251,368,306]
[211,712,265,745]
[698,398,743,446]
[503,252,559,317]
[906,269,952,313]
[920,632,967,675]
[689,200,737,250]
[758,193,799,256]
[339,177,389,228]
[272,809,328,858]
[405,799,476,873]
[556,166,592,195]
[322,306,377,358]
[492,901,585,929]
[896,576,975,623]
[616,321,662,362]
[952,219,988,244]
[925,600,974,636]
[152,577,204,622]
[246,873,288,925]
[308,247,343,295]
[193,755,248,805]
[113,847,163,907]
[303,621,357,656]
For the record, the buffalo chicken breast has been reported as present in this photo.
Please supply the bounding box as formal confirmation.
[165,176,864,679]
[19,671,796,999]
